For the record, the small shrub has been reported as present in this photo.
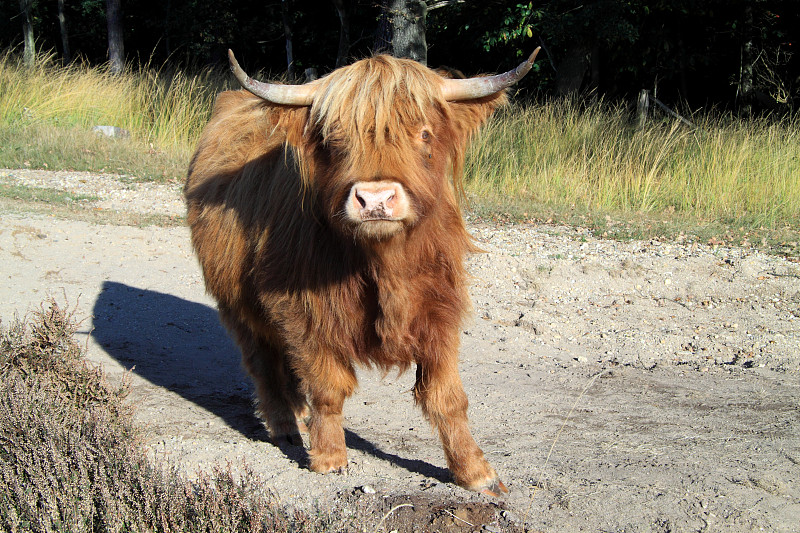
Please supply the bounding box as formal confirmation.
[0,301,342,533]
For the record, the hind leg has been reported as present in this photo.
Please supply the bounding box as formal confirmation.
[219,308,308,445]
[242,337,308,445]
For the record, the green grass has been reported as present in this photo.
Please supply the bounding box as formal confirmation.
[0,192,186,227]
[0,181,184,227]
[0,182,97,204]
[0,122,189,181]
[1,49,798,256]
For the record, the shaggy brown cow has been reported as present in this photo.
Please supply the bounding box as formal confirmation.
[184,48,539,495]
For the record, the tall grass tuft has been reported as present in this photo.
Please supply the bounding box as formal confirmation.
[466,100,800,231]
[0,49,225,171]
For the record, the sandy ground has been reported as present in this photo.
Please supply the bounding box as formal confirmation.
[1,169,799,532]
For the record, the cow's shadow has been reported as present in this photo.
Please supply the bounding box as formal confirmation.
[92,281,449,483]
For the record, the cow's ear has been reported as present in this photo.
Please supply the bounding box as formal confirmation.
[206,91,311,150]
[273,106,313,148]
[447,91,508,142]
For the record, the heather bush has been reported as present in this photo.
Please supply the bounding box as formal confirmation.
[0,301,341,533]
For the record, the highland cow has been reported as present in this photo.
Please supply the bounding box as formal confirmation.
[184,48,539,495]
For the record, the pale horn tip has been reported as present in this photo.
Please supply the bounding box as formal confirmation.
[515,47,542,79]
[527,47,542,65]
[227,49,246,81]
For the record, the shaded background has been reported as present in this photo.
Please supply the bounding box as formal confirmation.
[3,1,798,111]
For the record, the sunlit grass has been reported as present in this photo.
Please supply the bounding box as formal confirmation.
[0,49,224,167]
[466,100,800,232]
[0,122,188,181]
[1,50,798,255]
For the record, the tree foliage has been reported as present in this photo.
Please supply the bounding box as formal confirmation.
[1,1,797,110]
[426,0,797,109]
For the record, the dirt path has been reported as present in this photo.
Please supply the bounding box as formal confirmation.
[1,169,799,532]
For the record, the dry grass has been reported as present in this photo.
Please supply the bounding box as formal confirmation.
[1,50,798,255]
[464,101,799,256]
[465,101,800,231]
[0,49,223,182]
[0,50,221,155]
[0,301,516,531]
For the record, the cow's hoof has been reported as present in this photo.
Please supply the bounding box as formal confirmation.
[269,419,304,446]
[270,430,303,446]
[480,479,509,498]
[309,452,348,474]
[459,467,509,497]
[312,463,348,475]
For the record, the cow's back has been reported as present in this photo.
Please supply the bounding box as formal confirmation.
[185,91,293,317]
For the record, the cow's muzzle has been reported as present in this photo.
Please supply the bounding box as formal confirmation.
[346,181,409,222]
[344,181,411,240]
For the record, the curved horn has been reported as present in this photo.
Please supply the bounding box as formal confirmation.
[441,47,541,101]
[228,49,316,106]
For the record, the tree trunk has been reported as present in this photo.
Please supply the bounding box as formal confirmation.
[739,3,755,115]
[19,0,35,67]
[58,0,71,63]
[556,45,591,96]
[389,0,427,65]
[106,0,125,74]
[637,89,650,129]
[374,0,391,53]
[332,0,350,68]
[281,0,295,80]
[164,0,172,57]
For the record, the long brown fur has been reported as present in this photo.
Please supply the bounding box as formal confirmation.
[185,54,508,491]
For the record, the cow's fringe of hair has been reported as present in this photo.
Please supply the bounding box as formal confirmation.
[299,55,507,210]
[310,55,445,149]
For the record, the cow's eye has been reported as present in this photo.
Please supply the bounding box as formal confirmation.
[421,129,431,142]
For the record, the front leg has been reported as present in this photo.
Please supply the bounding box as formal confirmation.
[414,340,508,495]
[299,353,358,473]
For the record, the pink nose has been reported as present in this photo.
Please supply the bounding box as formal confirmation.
[348,181,408,221]
[354,187,396,214]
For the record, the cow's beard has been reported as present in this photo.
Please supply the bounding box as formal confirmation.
[350,219,405,243]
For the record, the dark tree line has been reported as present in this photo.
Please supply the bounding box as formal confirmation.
[3,1,798,111]
[426,0,798,111]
